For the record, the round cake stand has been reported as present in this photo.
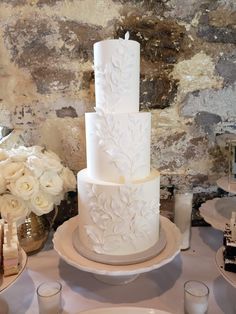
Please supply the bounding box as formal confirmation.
[199,196,236,231]
[53,216,181,285]
[217,176,236,194]
[215,247,236,288]
[0,249,27,294]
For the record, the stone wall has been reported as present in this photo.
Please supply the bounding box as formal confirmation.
[0,0,236,213]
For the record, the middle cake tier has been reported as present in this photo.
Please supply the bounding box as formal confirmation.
[86,111,151,183]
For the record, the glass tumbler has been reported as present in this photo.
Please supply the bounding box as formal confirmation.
[174,186,193,250]
[184,280,209,314]
[37,281,62,314]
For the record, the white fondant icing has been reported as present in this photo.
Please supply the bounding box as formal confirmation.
[75,35,161,261]
[77,169,160,256]
[226,238,236,248]
[94,39,140,113]
[86,111,151,183]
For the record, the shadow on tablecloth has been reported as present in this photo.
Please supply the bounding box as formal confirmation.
[198,227,222,252]
[0,298,9,314]
[213,276,236,314]
[58,253,182,304]
[0,269,35,314]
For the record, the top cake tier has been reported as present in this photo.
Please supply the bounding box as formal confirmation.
[94,38,140,113]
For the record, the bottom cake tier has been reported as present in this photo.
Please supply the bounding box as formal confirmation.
[76,169,160,259]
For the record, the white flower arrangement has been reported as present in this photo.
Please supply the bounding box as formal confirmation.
[0,146,77,224]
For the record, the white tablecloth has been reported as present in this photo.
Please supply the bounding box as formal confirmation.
[1,226,236,314]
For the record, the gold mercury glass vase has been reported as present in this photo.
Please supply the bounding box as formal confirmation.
[17,207,58,255]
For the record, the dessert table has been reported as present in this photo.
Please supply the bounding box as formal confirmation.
[1,226,236,314]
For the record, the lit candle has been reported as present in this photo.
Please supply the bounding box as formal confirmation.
[37,281,62,314]
[174,189,193,250]
[184,280,209,314]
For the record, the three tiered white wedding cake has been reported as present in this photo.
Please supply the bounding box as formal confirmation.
[76,33,160,263]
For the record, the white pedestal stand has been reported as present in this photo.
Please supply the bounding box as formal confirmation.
[53,216,181,285]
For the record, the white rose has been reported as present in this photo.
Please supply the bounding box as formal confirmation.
[0,173,6,194]
[8,175,39,200]
[53,193,64,206]
[30,191,54,215]
[39,170,63,195]
[0,158,12,172]
[0,148,9,161]
[9,146,31,162]
[44,150,61,161]
[61,167,76,192]
[0,194,29,222]
[23,167,34,176]
[3,162,25,181]
[8,146,44,162]
[26,156,45,178]
[27,145,44,155]
[42,156,63,173]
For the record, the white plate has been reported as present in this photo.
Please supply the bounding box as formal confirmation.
[79,307,171,314]
[53,216,181,284]
[215,247,236,288]
[217,176,236,194]
[0,248,27,293]
[199,197,236,231]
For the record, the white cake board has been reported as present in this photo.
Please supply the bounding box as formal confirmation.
[199,197,236,231]
[72,225,167,266]
[215,247,236,288]
[53,216,181,285]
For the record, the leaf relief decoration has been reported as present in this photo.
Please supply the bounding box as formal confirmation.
[95,39,137,113]
[95,108,149,180]
[84,183,159,254]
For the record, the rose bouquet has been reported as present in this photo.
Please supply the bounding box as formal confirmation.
[0,145,76,224]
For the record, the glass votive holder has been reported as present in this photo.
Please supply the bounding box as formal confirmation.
[184,280,209,314]
[37,281,62,314]
[174,186,193,250]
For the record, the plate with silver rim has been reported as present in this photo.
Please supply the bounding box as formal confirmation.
[78,307,172,314]
[217,176,236,194]
[0,248,27,293]
[199,196,236,231]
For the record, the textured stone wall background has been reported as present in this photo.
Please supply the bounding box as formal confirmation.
[0,0,236,213]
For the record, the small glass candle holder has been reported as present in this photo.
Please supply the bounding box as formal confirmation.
[174,185,193,250]
[184,280,209,314]
[37,281,62,314]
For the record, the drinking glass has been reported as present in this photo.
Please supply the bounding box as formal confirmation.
[37,281,62,314]
[174,186,193,250]
[184,280,209,314]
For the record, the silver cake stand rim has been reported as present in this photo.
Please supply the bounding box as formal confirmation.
[53,215,181,285]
